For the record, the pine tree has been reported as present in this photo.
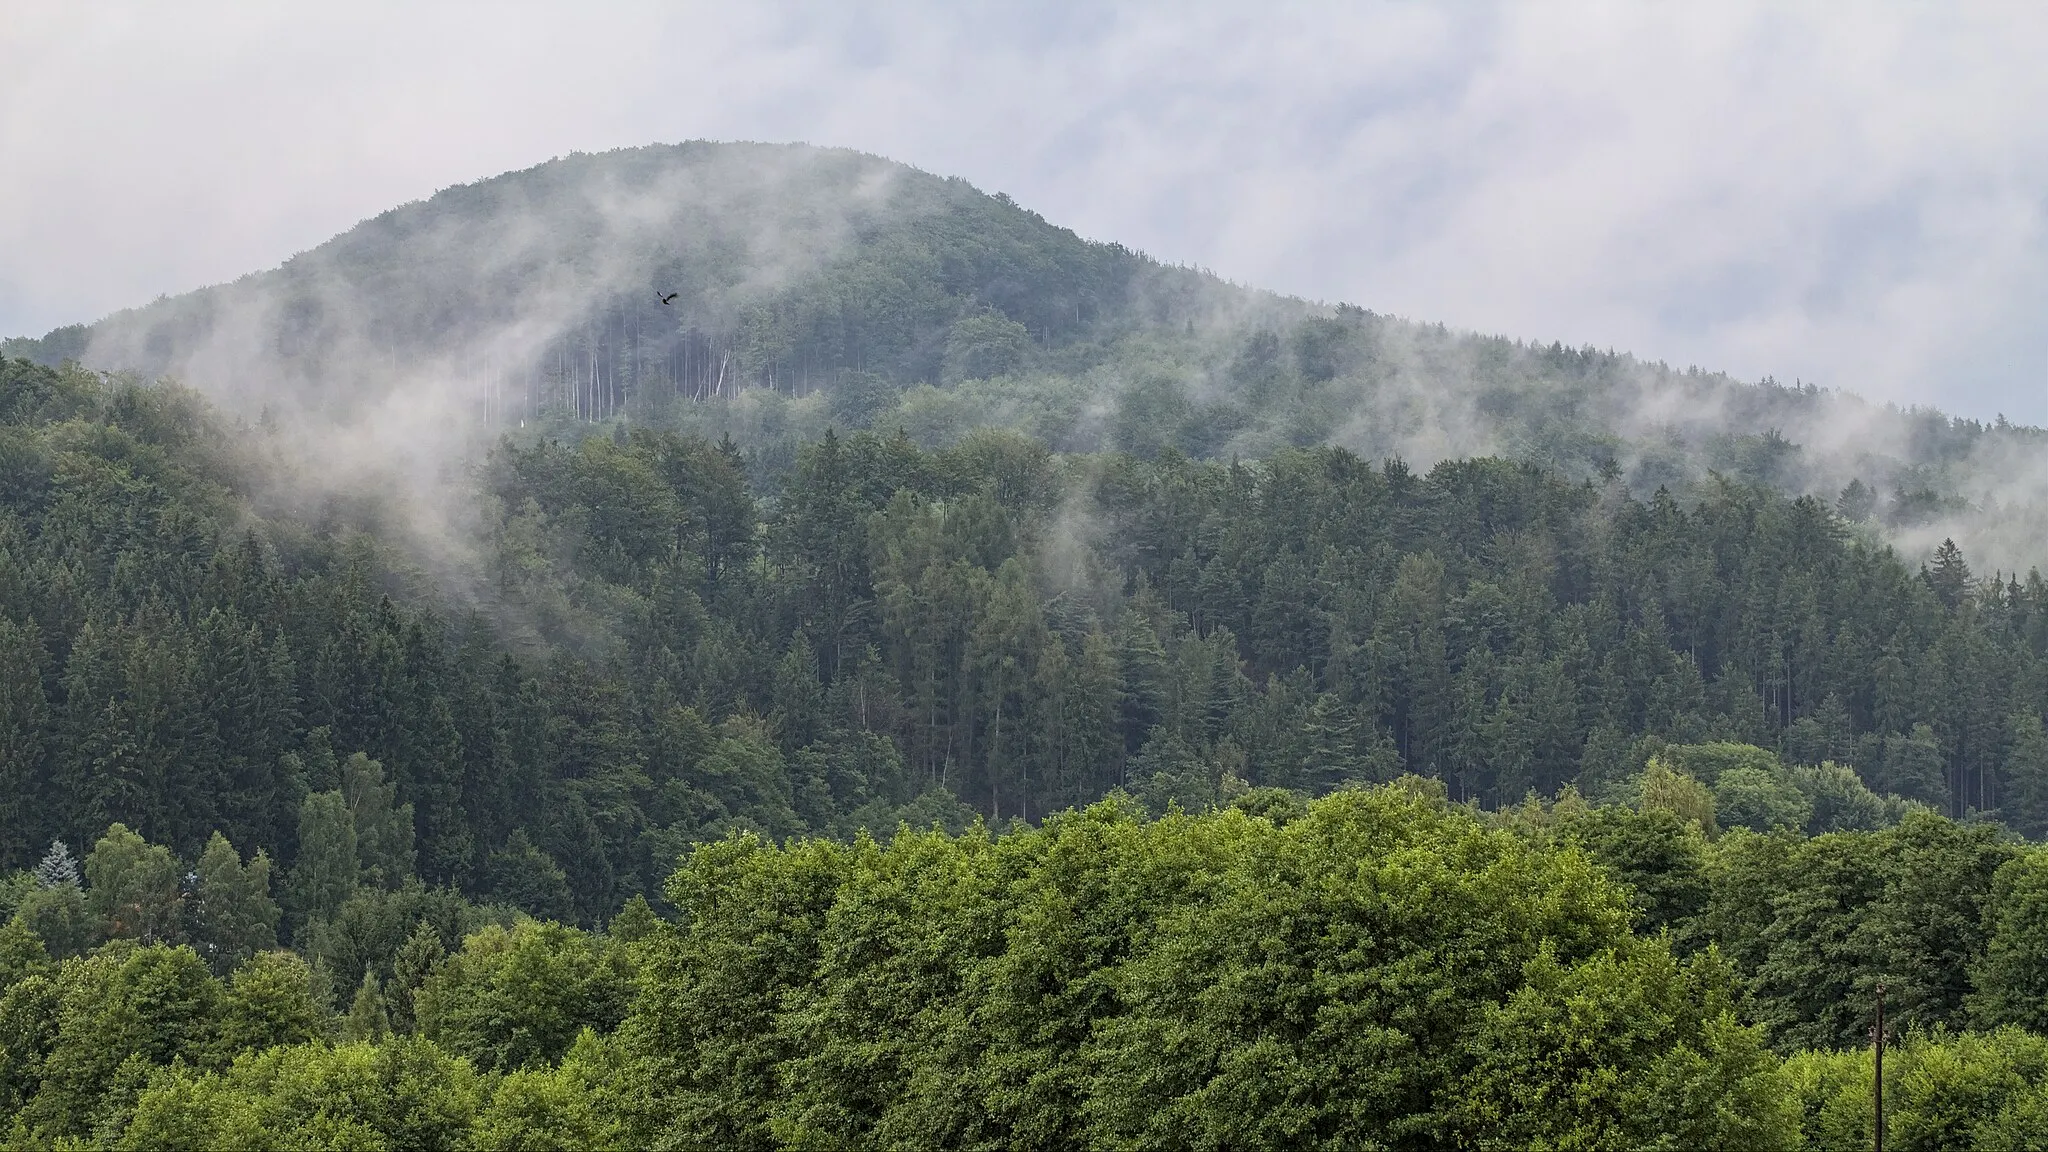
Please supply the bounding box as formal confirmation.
[770,633,826,751]
[1928,538,1974,611]
[2002,713,2048,838]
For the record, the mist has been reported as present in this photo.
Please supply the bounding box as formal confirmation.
[8,139,2048,585]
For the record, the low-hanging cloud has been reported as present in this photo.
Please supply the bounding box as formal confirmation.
[4,3,2047,421]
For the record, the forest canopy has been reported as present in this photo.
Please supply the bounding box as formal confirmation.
[7,142,2048,1146]
[5,352,2048,1143]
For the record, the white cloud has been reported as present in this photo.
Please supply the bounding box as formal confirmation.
[3,1,2044,418]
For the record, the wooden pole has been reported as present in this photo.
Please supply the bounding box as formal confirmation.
[1874,981,1886,1152]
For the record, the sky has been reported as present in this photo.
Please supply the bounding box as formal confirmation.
[3,2,2045,421]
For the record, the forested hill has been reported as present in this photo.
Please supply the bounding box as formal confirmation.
[7,141,2048,570]
[7,351,2048,890]
[13,357,2048,1142]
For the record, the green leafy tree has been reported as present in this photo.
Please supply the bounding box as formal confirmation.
[0,920,50,990]
[1639,757,1717,835]
[1713,765,1813,833]
[22,943,221,1139]
[417,920,634,1072]
[83,822,183,944]
[0,973,60,1117]
[191,831,279,973]
[11,887,88,960]
[120,1036,482,1150]
[484,830,574,923]
[210,950,325,1064]
[287,790,357,930]
[341,752,416,888]
[1555,803,1712,939]
[1451,942,1797,1147]
[1968,849,2048,1032]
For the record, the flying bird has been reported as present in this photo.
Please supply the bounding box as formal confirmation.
[659,291,679,306]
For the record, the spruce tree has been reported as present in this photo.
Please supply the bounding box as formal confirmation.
[0,620,50,866]
[32,840,80,890]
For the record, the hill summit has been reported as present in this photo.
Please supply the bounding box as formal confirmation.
[7,140,2046,566]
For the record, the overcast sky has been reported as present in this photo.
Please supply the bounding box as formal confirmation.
[3,2,2044,420]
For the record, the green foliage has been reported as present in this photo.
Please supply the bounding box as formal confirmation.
[1969,849,2048,1032]
[615,787,1784,1148]
[192,832,279,973]
[344,970,390,1043]
[1788,760,1892,834]
[288,791,357,930]
[1786,1029,2048,1152]
[471,1029,627,1149]
[1452,942,1797,1148]
[1715,765,1814,833]
[386,919,445,1036]
[416,920,634,1072]
[942,311,1030,385]
[299,879,509,997]
[340,753,415,890]
[22,943,221,1138]
[10,188,2048,1141]
[0,919,51,989]
[484,830,574,923]
[1641,757,1718,835]
[12,883,89,959]
[83,823,183,945]
[120,1036,483,1151]
[211,950,325,1064]
[1705,811,2017,1051]
[1555,802,1713,938]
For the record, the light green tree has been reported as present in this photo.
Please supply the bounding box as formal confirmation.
[192,831,279,973]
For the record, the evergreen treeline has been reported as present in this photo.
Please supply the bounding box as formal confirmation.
[16,354,2048,1141]
[10,352,2048,919]
[9,142,2040,542]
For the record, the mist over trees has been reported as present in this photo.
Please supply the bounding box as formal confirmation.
[8,142,2046,572]
[9,142,2048,1143]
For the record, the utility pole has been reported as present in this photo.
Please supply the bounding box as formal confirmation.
[1873,981,1886,1152]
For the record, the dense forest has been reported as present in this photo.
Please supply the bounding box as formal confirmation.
[11,140,2048,1144]
[9,143,2048,572]
[7,352,2048,1143]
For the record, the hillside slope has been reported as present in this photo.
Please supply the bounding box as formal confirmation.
[7,140,2047,568]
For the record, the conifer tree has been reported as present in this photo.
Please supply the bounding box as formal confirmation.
[0,619,50,866]
[2005,712,2048,838]
[31,840,79,891]
[387,920,446,1035]
[344,969,390,1042]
